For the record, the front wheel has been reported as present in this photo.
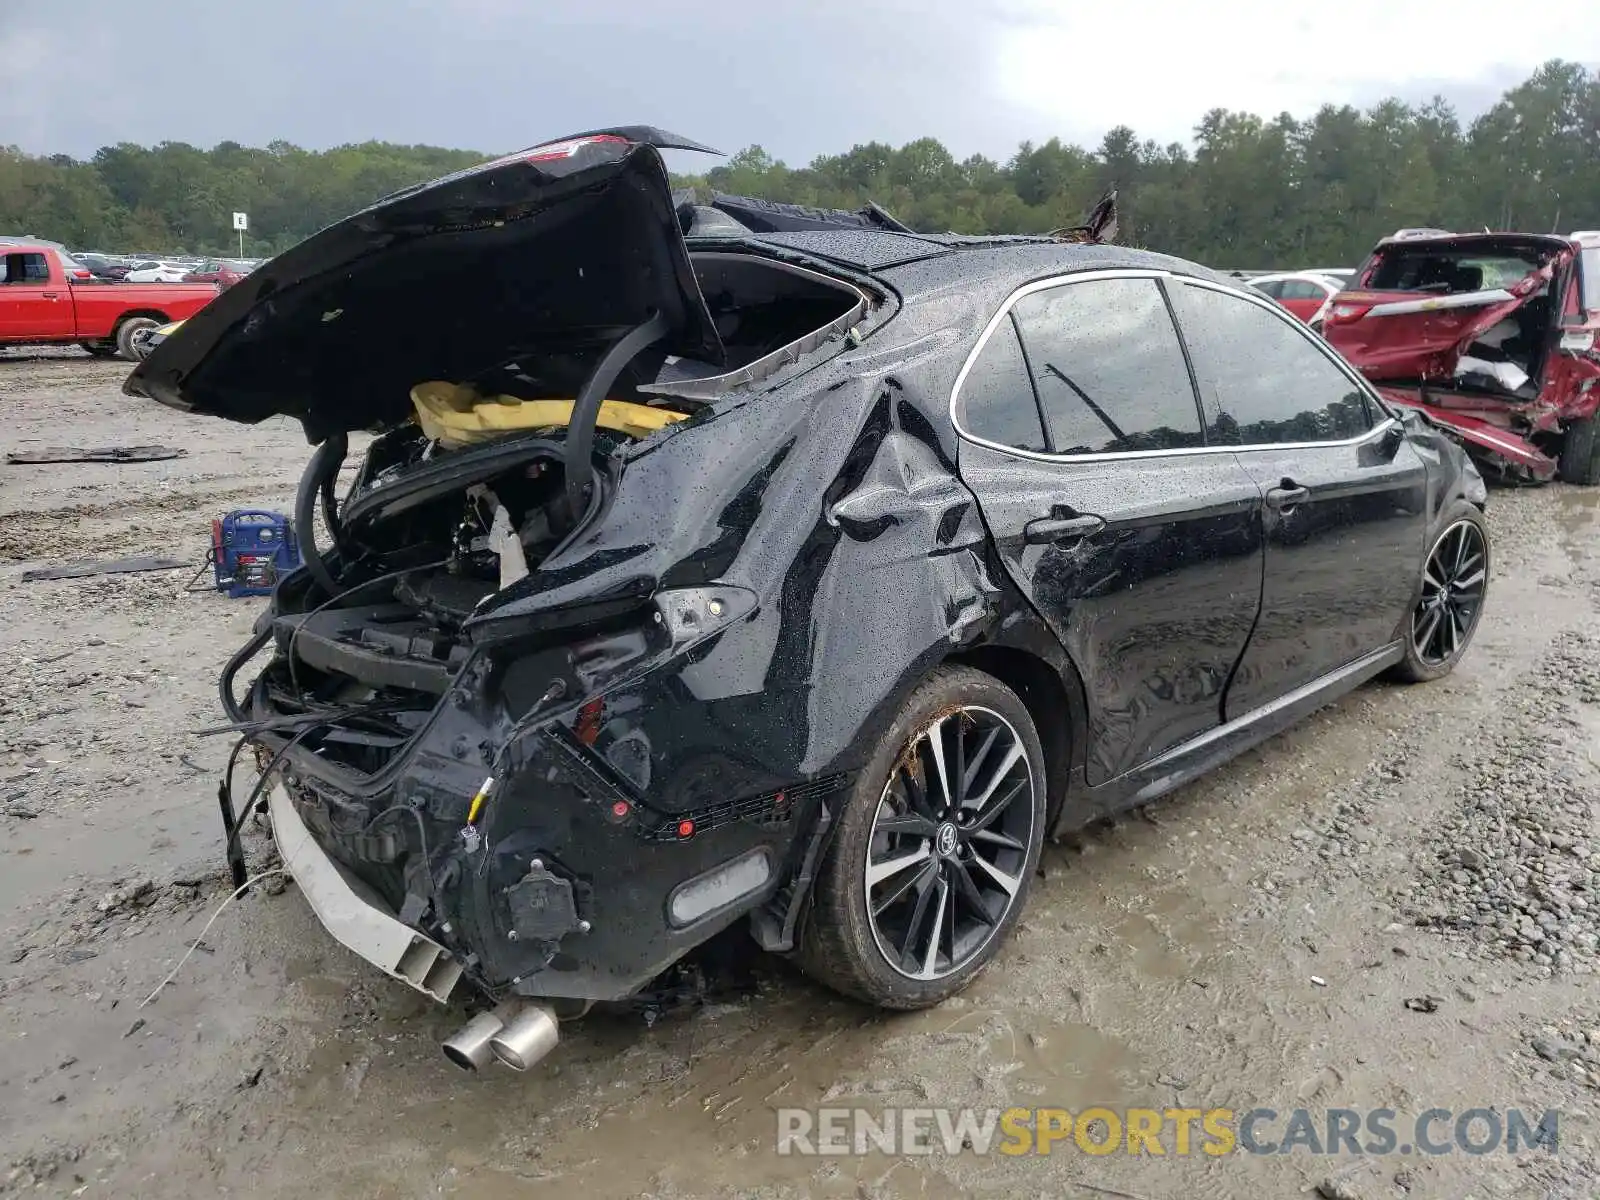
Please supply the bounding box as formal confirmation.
[797,666,1047,1009]
[1390,503,1489,683]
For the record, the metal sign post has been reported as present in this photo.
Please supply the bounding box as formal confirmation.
[232,211,248,258]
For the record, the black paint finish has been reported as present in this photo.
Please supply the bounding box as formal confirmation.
[959,443,1264,784]
[1224,434,1427,714]
[192,129,1488,1007]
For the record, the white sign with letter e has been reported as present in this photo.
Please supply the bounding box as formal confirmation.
[232,212,249,231]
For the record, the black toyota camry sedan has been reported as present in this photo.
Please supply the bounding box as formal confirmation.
[126,128,1489,1072]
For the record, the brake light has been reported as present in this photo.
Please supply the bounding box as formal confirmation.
[69,268,91,280]
[1325,303,1372,324]
[525,134,630,163]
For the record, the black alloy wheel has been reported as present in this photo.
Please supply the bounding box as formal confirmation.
[1391,503,1490,683]
[1413,518,1487,666]
[863,706,1037,982]
[798,666,1047,1009]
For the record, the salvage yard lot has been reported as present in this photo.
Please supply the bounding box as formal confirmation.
[3,352,1600,1199]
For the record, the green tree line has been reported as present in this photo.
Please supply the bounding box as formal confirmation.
[3,60,1596,267]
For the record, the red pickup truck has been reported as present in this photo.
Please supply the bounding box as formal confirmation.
[0,244,220,360]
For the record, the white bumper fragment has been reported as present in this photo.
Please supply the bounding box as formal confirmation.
[267,781,462,1002]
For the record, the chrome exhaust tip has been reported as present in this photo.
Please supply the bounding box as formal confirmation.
[442,1004,516,1072]
[487,1002,560,1072]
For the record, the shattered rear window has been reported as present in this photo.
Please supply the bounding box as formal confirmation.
[1368,248,1545,294]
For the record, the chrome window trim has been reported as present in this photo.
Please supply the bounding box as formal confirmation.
[949,267,1397,463]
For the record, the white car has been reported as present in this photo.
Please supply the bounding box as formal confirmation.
[1245,271,1347,329]
[123,261,192,283]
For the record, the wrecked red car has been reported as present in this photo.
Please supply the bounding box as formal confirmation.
[1322,229,1600,483]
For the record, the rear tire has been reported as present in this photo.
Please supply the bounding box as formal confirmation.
[114,317,160,361]
[1389,501,1489,683]
[797,666,1047,1009]
[1558,414,1600,485]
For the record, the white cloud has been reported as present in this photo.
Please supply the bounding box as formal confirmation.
[0,0,1593,162]
[992,0,1600,146]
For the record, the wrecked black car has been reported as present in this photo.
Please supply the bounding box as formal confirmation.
[126,127,1490,1074]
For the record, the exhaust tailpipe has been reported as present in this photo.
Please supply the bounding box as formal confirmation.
[487,1002,560,1071]
[442,1003,518,1072]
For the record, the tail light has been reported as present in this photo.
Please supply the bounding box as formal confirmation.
[524,134,630,163]
[1324,302,1372,325]
[470,133,633,180]
[68,268,92,280]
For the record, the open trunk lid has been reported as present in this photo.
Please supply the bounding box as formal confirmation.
[123,128,726,444]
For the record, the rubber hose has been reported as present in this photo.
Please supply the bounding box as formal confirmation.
[295,431,347,598]
[562,312,669,529]
[319,470,342,545]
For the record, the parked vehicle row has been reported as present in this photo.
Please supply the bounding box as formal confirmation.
[1247,271,1346,327]
[40,248,261,287]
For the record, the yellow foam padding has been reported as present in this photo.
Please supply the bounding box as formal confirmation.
[410,381,688,448]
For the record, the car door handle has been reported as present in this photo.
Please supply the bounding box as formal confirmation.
[41,291,59,299]
[1024,514,1106,544]
[1265,482,1310,510]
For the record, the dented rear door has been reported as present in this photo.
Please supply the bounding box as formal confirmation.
[953,273,1264,785]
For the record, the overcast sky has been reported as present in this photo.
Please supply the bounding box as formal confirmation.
[4,0,1597,166]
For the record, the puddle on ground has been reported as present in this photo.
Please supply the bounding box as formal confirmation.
[1552,487,1600,562]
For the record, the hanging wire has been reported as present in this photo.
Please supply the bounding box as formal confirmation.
[138,867,289,1009]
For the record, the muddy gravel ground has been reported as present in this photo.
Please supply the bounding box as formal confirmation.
[3,351,1600,1200]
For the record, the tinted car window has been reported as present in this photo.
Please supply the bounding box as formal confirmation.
[957,313,1047,452]
[1168,282,1374,445]
[1279,279,1323,301]
[1251,279,1284,299]
[1012,277,1202,455]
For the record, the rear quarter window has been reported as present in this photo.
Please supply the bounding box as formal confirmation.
[956,314,1047,452]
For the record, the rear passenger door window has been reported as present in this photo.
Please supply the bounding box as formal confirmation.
[1166,282,1374,444]
[1011,277,1203,455]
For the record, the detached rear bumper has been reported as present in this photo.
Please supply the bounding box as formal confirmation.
[267,780,463,1002]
